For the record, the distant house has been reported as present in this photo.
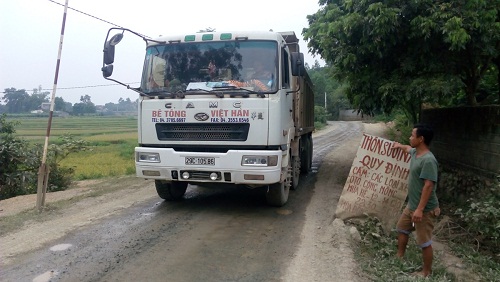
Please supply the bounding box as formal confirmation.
[41,103,51,111]
[95,105,106,112]
[31,109,43,114]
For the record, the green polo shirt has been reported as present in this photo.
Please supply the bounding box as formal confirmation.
[407,148,439,212]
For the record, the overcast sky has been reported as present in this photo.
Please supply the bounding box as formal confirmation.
[0,0,325,105]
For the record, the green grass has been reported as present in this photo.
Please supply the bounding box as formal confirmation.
[7,115,138,179]
[11,116,137,141]
[349,216,499,281]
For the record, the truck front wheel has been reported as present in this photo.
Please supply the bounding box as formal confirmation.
[265,156,291,206]
[155,180,188,201]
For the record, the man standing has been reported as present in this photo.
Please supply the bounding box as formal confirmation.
[392,124,440,278]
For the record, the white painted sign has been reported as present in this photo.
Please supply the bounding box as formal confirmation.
[335,134,411,232]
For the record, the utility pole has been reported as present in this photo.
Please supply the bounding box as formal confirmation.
[37,0,69,211]
[324,92,327,111]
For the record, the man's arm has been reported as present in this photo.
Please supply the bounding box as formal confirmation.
[412,179,435,222]
[392,142,412,154]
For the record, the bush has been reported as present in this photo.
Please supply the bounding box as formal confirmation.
[0,114,88,200]
[314,105,327,124]
[454,193,500,252]
[386,112,412,144]
[0,114,35,199]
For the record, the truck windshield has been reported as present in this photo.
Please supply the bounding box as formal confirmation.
[141,41,278,95]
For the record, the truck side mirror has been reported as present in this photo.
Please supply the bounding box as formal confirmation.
[101,65,113,78]
[102,33,124,77]
[290,52,305,77]
[103,33,123,65]
[103,42,115,65]
[103,43,115,65]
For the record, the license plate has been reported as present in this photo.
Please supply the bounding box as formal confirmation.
[185,157,215,165]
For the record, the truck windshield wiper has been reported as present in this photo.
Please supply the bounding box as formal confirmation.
[146,90,191,99]
[183,88,224,98]
[184,88,211,93]
[144,90,174,98]
[210,85,265,98]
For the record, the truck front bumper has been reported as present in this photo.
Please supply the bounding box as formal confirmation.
[135,147,283,185]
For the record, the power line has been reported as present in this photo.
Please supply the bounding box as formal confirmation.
[49,0,116,29]
[0,82,140,94]
[47,0,150,38]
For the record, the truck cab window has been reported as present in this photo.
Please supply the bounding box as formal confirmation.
[282,50,290,88]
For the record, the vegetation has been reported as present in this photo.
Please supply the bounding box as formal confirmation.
[349,213,500,281]
[303,0,499,123]
[362,117,500,280]
[1,87,138,115]
[308,63,352,120]
[0,114,89,199]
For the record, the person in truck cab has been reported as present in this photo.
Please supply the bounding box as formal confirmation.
[243,61,274,90]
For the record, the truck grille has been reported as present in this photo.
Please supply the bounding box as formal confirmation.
[156,123,250,141]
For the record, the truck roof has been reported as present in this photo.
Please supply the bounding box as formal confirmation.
[149,31,299,46]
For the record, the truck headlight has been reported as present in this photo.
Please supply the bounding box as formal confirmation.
[136,152,160,163]
[241,155,278,166]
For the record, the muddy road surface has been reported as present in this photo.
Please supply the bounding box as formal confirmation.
[1,121,382,282]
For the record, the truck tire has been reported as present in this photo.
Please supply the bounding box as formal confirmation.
[266,156,291,206]
[300,134,313,175]
[291,155,300,190]
[155,180,188,201]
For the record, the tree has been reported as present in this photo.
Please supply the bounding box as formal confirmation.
[54,97,73,112]
[303,0,500,122]
[307,64,350,120]
[2,88,30,113]
[73,95,96,115]
[54,97,66,111]
[27,91,49,111]
[2,87,51,113]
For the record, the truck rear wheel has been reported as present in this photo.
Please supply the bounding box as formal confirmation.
[300,134,313,175]
[291,155,300,190]
[155,180,188,201]
[266,156,291,206]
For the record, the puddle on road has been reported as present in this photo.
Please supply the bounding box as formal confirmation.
[49,243,72,252]
[33,270,59,282]
[276,209,293,215]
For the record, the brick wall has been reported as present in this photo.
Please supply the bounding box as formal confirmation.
[420,105,500,177]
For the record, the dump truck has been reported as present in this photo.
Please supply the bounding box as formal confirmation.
[102,29,314,206]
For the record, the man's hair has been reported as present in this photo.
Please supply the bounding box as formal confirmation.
[414,123,434,146]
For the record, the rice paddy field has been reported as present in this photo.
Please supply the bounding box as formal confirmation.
[9,115,138,180]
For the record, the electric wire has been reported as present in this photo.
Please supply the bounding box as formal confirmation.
[47,0,150,37]
[1,83,140,94]
[1,1,147,94]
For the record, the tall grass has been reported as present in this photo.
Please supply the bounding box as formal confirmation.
[8,115,138,180]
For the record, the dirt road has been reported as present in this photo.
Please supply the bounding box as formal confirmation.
[0,121,387,282]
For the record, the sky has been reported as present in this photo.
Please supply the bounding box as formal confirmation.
[0,0,325,106]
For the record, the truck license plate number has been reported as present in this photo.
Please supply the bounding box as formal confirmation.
[185,157,215,165]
